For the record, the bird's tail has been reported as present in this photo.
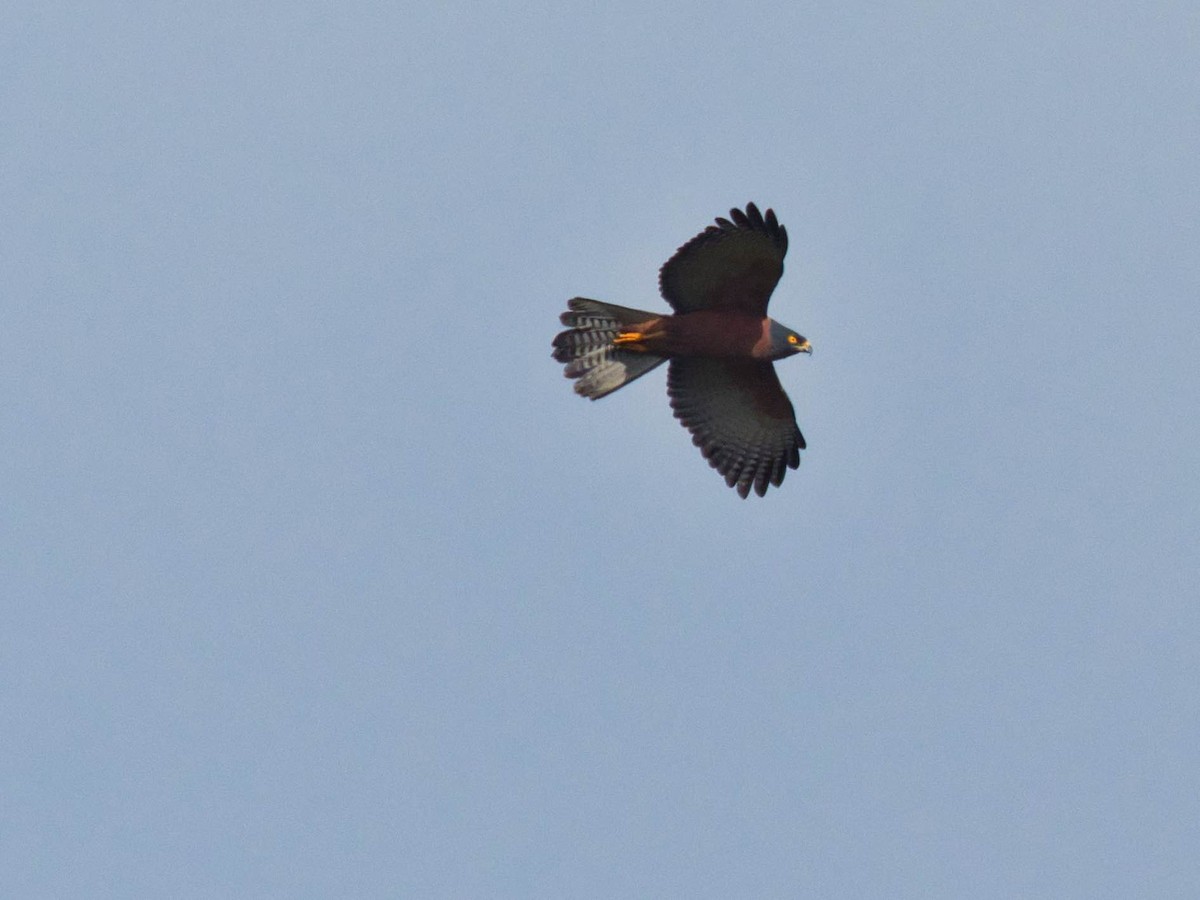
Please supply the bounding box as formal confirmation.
[552,297,667,399]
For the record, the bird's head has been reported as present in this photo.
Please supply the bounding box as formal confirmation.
[767,319,812,360]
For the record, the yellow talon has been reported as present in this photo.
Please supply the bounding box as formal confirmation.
[613,331,644,345]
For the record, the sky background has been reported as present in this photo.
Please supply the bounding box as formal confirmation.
[4,1,1199,897]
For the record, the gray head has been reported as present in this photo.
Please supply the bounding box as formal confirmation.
[766,318,812,361]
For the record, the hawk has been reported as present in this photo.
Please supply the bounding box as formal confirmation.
[553,203,812,498]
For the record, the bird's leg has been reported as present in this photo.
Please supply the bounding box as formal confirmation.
[613,330,645,345]
[613,317,664,352]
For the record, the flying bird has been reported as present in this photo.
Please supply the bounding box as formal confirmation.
[552,202,811,498]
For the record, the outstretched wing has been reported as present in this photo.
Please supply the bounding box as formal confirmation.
[668,358,804,498]
[659,203,788,315]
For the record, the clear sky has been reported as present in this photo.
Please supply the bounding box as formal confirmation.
[4,2,1199,897]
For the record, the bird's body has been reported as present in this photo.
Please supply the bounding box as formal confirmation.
[553,203,811,498]
[610,310,794,360]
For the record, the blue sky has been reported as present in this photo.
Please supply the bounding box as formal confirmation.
[4,1,1199,896]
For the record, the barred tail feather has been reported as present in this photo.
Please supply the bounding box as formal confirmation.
[552,297,667,399]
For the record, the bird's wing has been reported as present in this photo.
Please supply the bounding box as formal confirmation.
[668,358,804,498]
[658,203,788,315]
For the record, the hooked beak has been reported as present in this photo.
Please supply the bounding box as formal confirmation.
[797,338,812,354]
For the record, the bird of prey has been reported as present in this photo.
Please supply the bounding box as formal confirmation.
[552,202,812,498]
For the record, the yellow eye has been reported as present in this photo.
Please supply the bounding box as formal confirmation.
[787,334,798,344]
